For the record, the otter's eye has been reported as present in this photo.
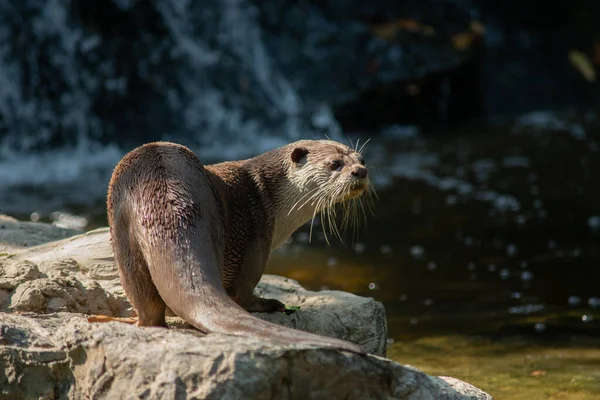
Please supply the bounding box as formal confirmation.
[358,156,366,166]
[329,160,342,171]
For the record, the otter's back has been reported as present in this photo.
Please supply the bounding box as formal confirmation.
[107,141,224,259]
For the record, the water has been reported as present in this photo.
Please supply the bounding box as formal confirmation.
[2,111,600,398]
[267,112,600,399]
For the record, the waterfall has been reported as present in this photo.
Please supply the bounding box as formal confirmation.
[0,0,343,213]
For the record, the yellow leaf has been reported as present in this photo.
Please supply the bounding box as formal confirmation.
[569,50,597,82]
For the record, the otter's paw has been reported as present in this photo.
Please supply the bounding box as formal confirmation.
[248,296,287,313]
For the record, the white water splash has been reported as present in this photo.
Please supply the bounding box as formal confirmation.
[513,110,586,140]
[368,141,521,212]
[0,142,122,187]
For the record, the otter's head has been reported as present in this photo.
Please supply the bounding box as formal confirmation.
[289,140,369,201]
[285,139,376,242]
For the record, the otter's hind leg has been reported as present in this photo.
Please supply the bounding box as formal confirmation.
[114,236,167,327]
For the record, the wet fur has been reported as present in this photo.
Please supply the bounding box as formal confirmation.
[107,140,370,353]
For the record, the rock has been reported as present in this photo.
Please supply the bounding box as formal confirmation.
[8,227,388,355]
[12,228,123,296]
[0,256,122,317]
[437,377,494,399]
[9,276,118,316]
[254,276,388,356]
[0,312,492,400]
[0,260,45,290]
[0,220,493,399]
[0,217,80,253]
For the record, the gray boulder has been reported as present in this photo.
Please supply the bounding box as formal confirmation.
[0,220,493,399]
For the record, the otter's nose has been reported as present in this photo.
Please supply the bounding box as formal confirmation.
[351,166,368,179]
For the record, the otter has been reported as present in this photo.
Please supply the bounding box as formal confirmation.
[107,140,373,354]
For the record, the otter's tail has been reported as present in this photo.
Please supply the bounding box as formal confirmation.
[144,233,365,354]
[141,225,365,354]
[179,280,365,354]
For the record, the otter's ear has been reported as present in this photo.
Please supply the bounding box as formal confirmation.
[291,147,309,163]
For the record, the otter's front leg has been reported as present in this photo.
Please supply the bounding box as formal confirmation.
[233,281,292,314]
[224,245,297,314]
[223,271,287,313]
[247,295,287,313]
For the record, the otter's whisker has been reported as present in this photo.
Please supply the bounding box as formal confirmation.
[341,208,350,237]
[324,194,335,234]
[308,190,330,243]
[289,187,321,215]
[298,185,328,211]
[309,197,322,243]
[317,193,333,244]
[351,194,365,239]
[366,183,378,216]
[309,189,332,211]
[309,217,316,244]
[358,138,371,154]
[288,187,320,215]
[365,179,378,213]
[340,198,353,241]
[327,184,346,242]
[340,183,357,238]
[340,204,348,235]
[324,208,334,244]
[368,181,379,200]
[323,213,332,246]
[328,200,343,243]
[352,199,360,241]
[359,197,368,228]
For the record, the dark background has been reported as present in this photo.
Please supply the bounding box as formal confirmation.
[0,0,598,152]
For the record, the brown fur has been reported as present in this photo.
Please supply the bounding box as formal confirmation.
[107,140,370,353]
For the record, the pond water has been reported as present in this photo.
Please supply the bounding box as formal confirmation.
[4,111,600,399]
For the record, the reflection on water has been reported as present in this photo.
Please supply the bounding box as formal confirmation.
[267,114,600,398]
[5,112,600,398]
